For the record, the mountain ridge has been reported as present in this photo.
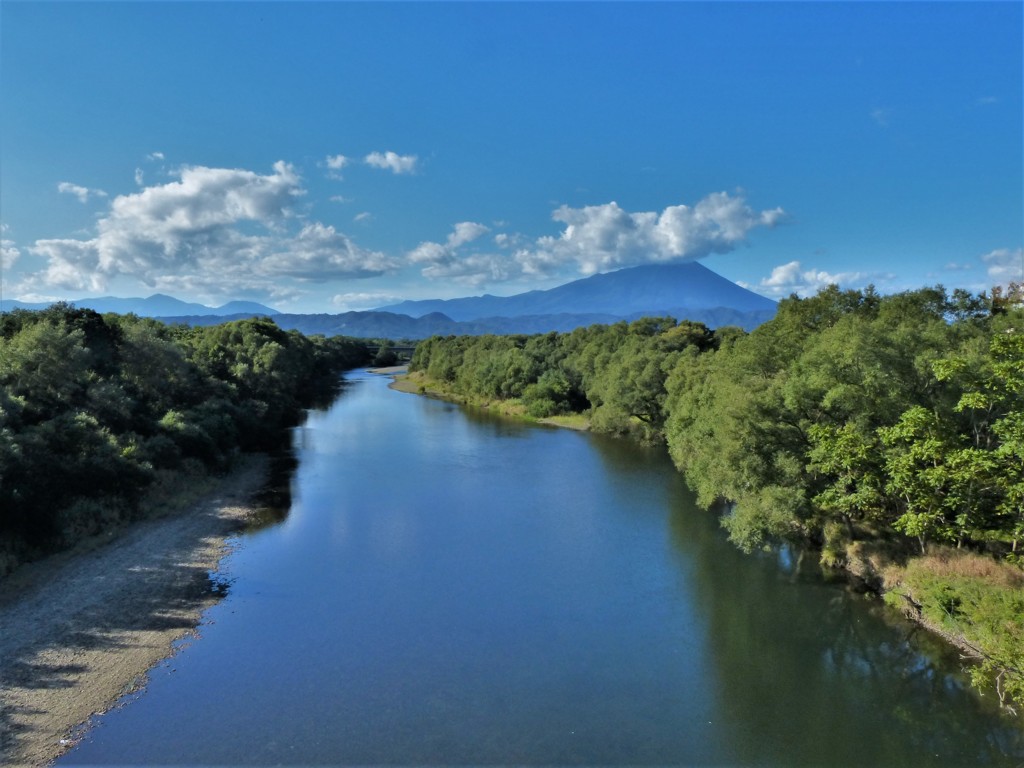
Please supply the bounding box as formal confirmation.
[0,294,280,317]
[2,263,777,338]
[376,262,775,321]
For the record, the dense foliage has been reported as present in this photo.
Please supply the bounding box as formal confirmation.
[409,284,1024,707]
[0,305,369,565]
[411,285,1023,559]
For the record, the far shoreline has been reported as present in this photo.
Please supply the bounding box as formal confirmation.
[387,369,591,431]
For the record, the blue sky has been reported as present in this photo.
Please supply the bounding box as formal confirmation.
[1,1,1021,313]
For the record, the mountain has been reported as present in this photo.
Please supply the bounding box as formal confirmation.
[376,262,775,321]
[1,294,279,317]
[152,311,621,339]
[2,264,776,339]
[157,305,773,340]
[213,300,281,315]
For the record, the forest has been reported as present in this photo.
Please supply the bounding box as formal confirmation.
[408,284,1024,709]
[0,304,370,574]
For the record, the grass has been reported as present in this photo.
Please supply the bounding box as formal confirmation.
[393,371,592,430]
[883,547,1024,712]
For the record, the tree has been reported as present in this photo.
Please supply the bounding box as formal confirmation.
[372,340,399,368]
[935,326,1024,553]
[879,406,1000,553]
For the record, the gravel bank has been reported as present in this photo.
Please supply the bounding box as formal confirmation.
[0,456,269,767]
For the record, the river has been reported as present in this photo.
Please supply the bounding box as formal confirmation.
[59,369,1023,765]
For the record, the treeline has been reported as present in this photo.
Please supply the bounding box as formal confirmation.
[0,305,370,569]
[410,284,1024,707]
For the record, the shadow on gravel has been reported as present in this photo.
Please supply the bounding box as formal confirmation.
[0,454,295,763]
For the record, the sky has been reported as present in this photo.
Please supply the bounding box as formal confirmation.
[1,1,1021,314]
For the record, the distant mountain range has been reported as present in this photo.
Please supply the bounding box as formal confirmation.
[377,262,775,320]
[2,264,776,338]
[0,293,279,317]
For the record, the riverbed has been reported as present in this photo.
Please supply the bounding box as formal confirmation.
[55,369,1024,765]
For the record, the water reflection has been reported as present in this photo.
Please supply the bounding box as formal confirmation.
[241,450,297,532]
[662,476,1024,764]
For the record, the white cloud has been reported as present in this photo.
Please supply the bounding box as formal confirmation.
[364,151,418,175]
[407,221,503,285]
[81,161,303,278]
[408,240,448,265]
[329,195,352,204]
[29,238,104,290]
[259,222,396,280]
[27,161,396,298]
[324,154,349,179]
[516,192,785,277]
[982,247,1024,286]
[354,212,372,223]
[752,260,870,298]
[409,221,489,265]
[448,221,489,248]
[1,238,20,269]
[58,182,107,203]
[135,168,145,186]
[405,194,785,288]
[147,151,165,161]
[421,253,512,286]
[8,292,61,304]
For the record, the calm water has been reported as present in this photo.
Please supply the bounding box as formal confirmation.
[61,370,1023,766]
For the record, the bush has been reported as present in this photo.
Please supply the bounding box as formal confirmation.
[885,549,1024,710]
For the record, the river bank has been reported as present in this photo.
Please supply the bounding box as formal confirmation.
[389,370,591,430]
[0,455,270,767]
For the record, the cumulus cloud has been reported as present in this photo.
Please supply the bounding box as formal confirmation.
[29,238,105,290]
[1,238,20,269]
[516,192,785,277]
[982,247,1024,286]
[751,260,870,298]
[493,232,517,249]
[259,222,396,280]
[448,221,489,248]
[324,154,349,179]
[409,221,489,265]
[407,221,506,286]
[58,182,107,203]
[27,161,396,298]
[421,253,513,286]
[80,160,303,276]
[405,194,785,288]
[365,151,418,175]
